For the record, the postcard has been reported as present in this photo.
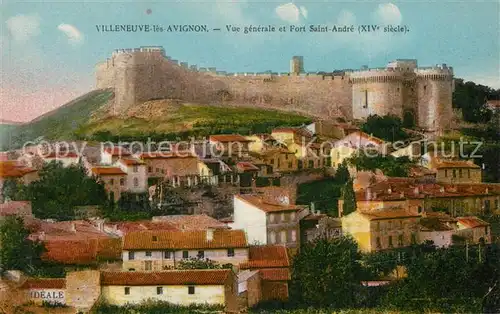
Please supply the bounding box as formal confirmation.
[0,1,499,313]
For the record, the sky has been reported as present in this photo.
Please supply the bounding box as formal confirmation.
[1,0,499,122]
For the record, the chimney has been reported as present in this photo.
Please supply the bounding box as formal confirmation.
[440,187,445,193]
[39,231,45,241]
[310,202,316,214]
[206,228,214,241]
[485,188,489,194]
[70,222,76,233]
[387,187,392,194]
[414,187,419,195]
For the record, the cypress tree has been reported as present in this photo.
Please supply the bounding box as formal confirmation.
[342,178,357,216]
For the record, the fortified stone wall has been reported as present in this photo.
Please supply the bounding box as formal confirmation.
[95,47,453,132]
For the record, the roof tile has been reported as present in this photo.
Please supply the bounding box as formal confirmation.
[101,270,231,286]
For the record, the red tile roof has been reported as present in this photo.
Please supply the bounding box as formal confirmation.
[260,268,291,281]
[209,134,252,142]
[118,158,144,166]
[19,278,66,289]
[359,209,421,221]
[486,100,500,108]
[237,162,260,172]
[457,217,490,229]
[103,147,131,156]
[152,214,228,230]
[90,167,126,176]
[240,245,290,269]
[235,194,304,213]
[42,238,122,264]
[101,270,231,286]
[137,151,197,159]
[123,229,247,250]
[0,161,37,178]
[106,220,178,234]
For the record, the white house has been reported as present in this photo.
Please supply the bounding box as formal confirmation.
[116,158,148,194]
[330,131,385,169]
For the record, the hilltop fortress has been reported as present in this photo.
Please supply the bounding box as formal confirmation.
[96,46,454,132]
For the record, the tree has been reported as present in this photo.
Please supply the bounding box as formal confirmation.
[335,161,350,184]
[0,216,45,274]
[19,161,108,220]
[289,236,363,309]
[1,178,21,201]
[341,178,357,216]
[452,79,499,123]
[347,151,414,177]
[361,115,410,142]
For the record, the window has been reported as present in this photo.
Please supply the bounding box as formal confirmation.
[280,230,287,243]
[182,251,189,259]
[133,165,138,172]
[290,212,296,221]
[270,159,274,166]
[128,251,135,260]
[128,268,135,271]
[146,251,152,257]
[285,154,288,160]
[164,251,171,259]
[145,261,152,271]
[468,169,471,178]
[281,212,286,222]
[376,222,380,231]
[453,169,457,178]
[418,206,423,213]
[227,248,235,257]
[124,287,130,295]
[277,158,281,168]
[270,231,276,244]
[198,251,204,258]
[269,214,275,223]
[424,85,427,91]
[411,233,417,244]
[388,236,393,248]
[495,199,499,210]
[156,168,160,173]
[291,230,297,242]
[376,237,381,249]
[152,236,158,242]
[363,90,368,108]
[120,178,125,186]
[157,287,163,295]
[308,160,314,168]
[148,166,152,172]
[388,221,393,230]
[445,170,448,177]
[398,235,404,247]
[485,226,489,235]
[110,179,114,185]
[459,169,463,178]
[288,161,293,168]
[188,286,195,295]
[133,178,139,187]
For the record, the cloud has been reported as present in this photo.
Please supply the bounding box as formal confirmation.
[374,3,402,25]
[337,9,356,25]
[5,14,41,43]
[57,24,84,45]
[275,3,307,23]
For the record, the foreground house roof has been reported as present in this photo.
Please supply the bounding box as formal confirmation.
[90,167,126,176]
[359,209,421,221]
[0,161,37,178]
[152,214,228,230]
[457,216,490,228]
[235,194,305,213]
[101,269,231,286]
[123,229,247,250]
[240,245,290,269]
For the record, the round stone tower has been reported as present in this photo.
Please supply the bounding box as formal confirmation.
[415,64,454,133]
[350,67,405,120]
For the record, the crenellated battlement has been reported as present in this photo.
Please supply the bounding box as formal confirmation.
[95,46,454,133]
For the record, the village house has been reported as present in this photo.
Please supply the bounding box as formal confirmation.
[89,166,127,201]
[341,209,421,252]
[300,213,343,244]
[417,213,457,247]
[136,151,200,187]
[115,158,148,193]
[434,160,482,184]
[100,269,238,311]
[209,134,252,157]
[340,176,500,217]
[28,220,122,266]
[151,214,229,230]
[330,131,385,169]
[121,229,249,271]
[456,216,491,244]
[232,194,308,248]
[249,148,298,174]
[239,245,291,303]
[101,147,131,165]
[486,99,500,112]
